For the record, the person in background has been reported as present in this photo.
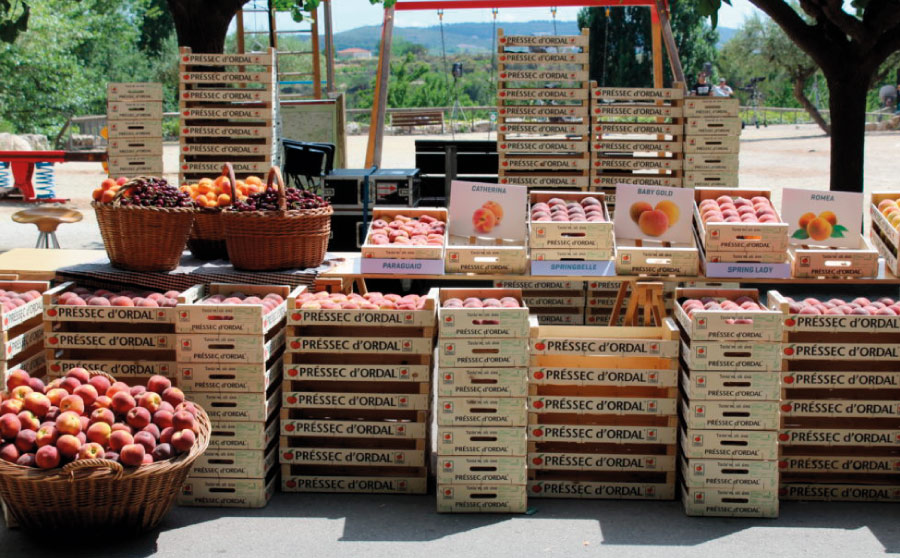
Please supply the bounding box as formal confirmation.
[692,72,712,96]
[713,77,734,97]
[878,84,898,112]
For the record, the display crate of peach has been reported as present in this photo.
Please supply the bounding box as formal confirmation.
[675,288,783,342]
[360,208,447,274]
[528,191,613,251]
[869,192,900,275]
[175,284,289,335]
[694,189,789,254]
[43,282,190,384]
[526,322,679,501]
[768,290,900,502]
[281,287,434,494]
[444,238,527,274]
[788,235,879,279]
[438,289,529,338]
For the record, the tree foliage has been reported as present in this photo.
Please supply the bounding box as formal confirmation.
[578,2,718,88]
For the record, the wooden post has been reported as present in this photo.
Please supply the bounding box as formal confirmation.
[268,0,277,48]
[365,7,395,168]
[323,0,336,95]
[311,4,323,99]
[655,0,686,87]
[236,9,245,54]
[651,7,663,89]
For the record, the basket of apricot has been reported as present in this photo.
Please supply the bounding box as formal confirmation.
[0,369,209,532]
[221,166,332,270]
[92,176,195,272]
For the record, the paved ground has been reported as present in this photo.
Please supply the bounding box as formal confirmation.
[2,494,900,557]
[1,125,898,251]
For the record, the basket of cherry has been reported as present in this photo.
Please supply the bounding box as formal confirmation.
[0,369,209,532]
[92,176,194,272]
[221,166,332,270]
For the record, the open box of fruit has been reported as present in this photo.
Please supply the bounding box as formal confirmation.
[361,208,448,260]
[693,188,789,254]
[675,288,783,341]
[529,191,613,255]
[870,193,900,275]
[176,283,289,335]
[438,289,530,338]
[288,287,437,327]
[92,176,195,272]
[0,369,209,531]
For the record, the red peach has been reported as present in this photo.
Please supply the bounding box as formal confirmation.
[876,307,897,315]
[91,395,112,411]
[14,429,36,453]
[0,399,23,416]
[141,453,154,464]
[0,413,21,439]
[175,402,198,417]
[126,407,151,430]
[86,422,112,446]
[27,377,45,394]
[35,425,58,447]
[111,423,132,435]
[5,369,30,391]
[153,410,174,430]
[133,431,156,453]
[172,411,195,432]
[55,411,81,436]
[171,429,196,453]
[59,394,85,415]
[129,385,146,398]
[88,375,111,395]
[90,407,115,426]
[104,451,119,462]
[10,385,33,401]
[158,401,175,414]
[151,443,173,462]
[142,423,160,440]
[147,375,171,395]
[59,377,80,395]
[159,427,175,445]
[850,307,871,315]
[106,381,130,398]
[0,443,19,463]
[23,392,51,418]
[110,296,134,307]
[138,392,162,413]
[17,410,39,431]
[109,430,134,452]
[119,443,145,466]
[45,388,69,407]
[162,387,185,407]
[56,434,81,459]
[77,442,104,460]
[65,368,90,384]
[16,453,35,467]
[35,445,60,469]
[798,306,822,315]
[111,391,136,415]
[73,384,98,408]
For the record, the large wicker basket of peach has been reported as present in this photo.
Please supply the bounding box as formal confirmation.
[0,369,209,532]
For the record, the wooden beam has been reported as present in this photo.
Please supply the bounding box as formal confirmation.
[655,0,685,87]
[365,7,395,168]
[395,0,661,9]
[236,9,245,54]
[311,4,323,99]
[323,0,336,94]
[651,9,663,88]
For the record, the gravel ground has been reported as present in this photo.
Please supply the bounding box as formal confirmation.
[0,124,897,251]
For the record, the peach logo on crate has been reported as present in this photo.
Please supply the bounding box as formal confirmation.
[647,430,658,441]
[784,346,796,356]
[784,318,796,327]
[442,432,452,442]
[532,455,543,466]
[694,405,705,417]
[781,403,793,413]
[696,376,706,386]
[46,308,57,317]
[181,339,192,349]
[396,426,406,435]
[443,343,456,355]
[292,313,302,322]
[284,423,295,432]
[531,484,543,493]
[694,491,705,502]
[181,484,193,495]
[533,370,545,380]
[648,401,658,412]
[695,346,707,359]
[800,256,811,267]
[646,458,657,469]
[648,373,658,383]
[283,451,294,460]
[288,368,299,377]
[646,487,656,497]
[778,461,788,469]
[182,368,192,377]
[622,254,631,262]
[398,397,409,408]
[783,375,795,384]
[442,401,453,413]
[400,368,410,378]
[285,480,297,489]
[443,372,454,383]
[286,395,298,405]
[442,487,454,498]
[449,252,460,262]
[779,432,790,441]
[158,336,168,347]
[532,399,545,410]
[443,460,454,471]
[693,463,705,475]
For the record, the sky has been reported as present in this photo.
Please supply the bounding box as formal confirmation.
[249,0,763,34]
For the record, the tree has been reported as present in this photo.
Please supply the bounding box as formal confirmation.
[578,2,718,88]
[700,0,900,192]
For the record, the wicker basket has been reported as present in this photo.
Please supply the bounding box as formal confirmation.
[222,166,332,270]
[93,177,194,272]
[187,163,235,260]
[0,372,210,532]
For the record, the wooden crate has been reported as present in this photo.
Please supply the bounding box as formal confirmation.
[360,207,447,260]
[179,470,276,508]
[438,288,529,338]
[693,188,789,253]
[681,457,778,490]
[528,191,613,250]
[437,427,527,456]
[207,416,278,451]
[681,427,778,460]
[683,153,739,171]
[528,474,675,500]
[779,483,900,502]
[788,234,879,279]
[683,97,740,117]
[1,347,45,384]
[684,136,739,154]
[178,358,282,394]
[681,368,781,401]
[437,483,527,513]
[190,444,277,479]
[682,399,781,430]
[444,237,527,274]
[674,287,783,342]
[176,283,289,335]
[870,192,900,274]
[682,483,779,517]
[616,238,699,277]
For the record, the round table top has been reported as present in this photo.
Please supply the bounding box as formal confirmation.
[12,207,83,232]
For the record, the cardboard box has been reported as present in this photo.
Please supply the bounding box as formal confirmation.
[282,475,427,494]
[681,338,782,371]
[682,485,778,517]
[681,369,780,401]
[176,283,290,334]
[529,423,676,444]
[177,329,284,363]
[437,397,528,427]
[190,445,277,479]
[437,367,528,397]
[208,418,278,451]
[437,338,530,368]
[438,289,530,338]
[283,363,430,383]
[528,366,676,387]
[178,359,282,393]
[681,428,778,460]
[191,385,280,423]
[527,480,675,500]
[437,427,527,456]
[528,191,613,250]
[682,457,778,489]
[529,395,676,415]
[290,335,431,356]
[779,483,900,502]
[437,456,527,484]
[360,207,447,261]
[436,484,527,513]
[283,391,429,411]
[288,287,436,328]
[777,428,900,447]
[179,473,275,508]
[682,399,780,430]
[529,452,675,471]
[281,419,427,439]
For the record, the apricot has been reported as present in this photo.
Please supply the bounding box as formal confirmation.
[806,217,833,241]
[654,200,679,225]
[638,209,669,237]
[629,201,653,223]
[798,212,816,229]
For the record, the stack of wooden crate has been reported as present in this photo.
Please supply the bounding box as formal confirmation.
[107,83,164,178]
[280,288,434,495]
[43,282,185,386]
[496,280,586,326]
[496,29,591,191]
[0,281,48,384]
[589,86,685,214]
[683,97,741,189]
[178,48,276,186]
[176,284,287,508]
[770,291,900,504]
[676,288,782,517]
[526,320,680,501]
[436,289,532,512]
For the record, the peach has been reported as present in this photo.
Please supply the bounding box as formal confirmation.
[35,425,58,447]
[806,217,833,241]
[73,384,98,408]
[654,200,679,225]
[111,296,134,306]
[133,431,157,453]
[15,429,36,453]
[78,442,104,460]
[119,443,145,467]
[92,395,112,411]
[66,368,90,384]
[142,423,160,440]
[472,207,498,234]
[55,411,81,436]
[5,370,30,391]
[173,411,195,432]
[715,195,733,205]
[127,407,152,430]
[876,307,897,315]
[56,434,81,460]
[10,385,33,402]
[59,377,80,394]
[109,430,134,452]
[175,402,199,418]
[17,410,39,431]
[139,392,162,413]
[629,201,653,223]
[147,375,172,395]
[59,394,85,415]
[130,385,146,398]
[87,422,112,446]
[16,453,35,467]
[151,443,173,462]
[23,392,51,418]
[818,211,837,226]
[159,427,175,445]
[171,429,196,453]
[44,388,67,408]
[638,209,670,237]
[481,201,503,223]
[0,443,18,463]
[111,391,136,416]
[111,423,133,435]
[35,445,60,469]
[0,414,21,439]
[798,306,822,315]
[798,212,816,229]
[0,399,23,416]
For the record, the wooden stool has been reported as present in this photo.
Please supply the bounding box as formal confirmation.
[12,207,83,249]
